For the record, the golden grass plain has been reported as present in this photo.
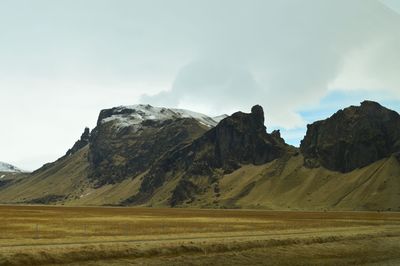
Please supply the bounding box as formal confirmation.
[0,205,399,265]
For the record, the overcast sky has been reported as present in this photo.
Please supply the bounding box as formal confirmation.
[1,0,400,171]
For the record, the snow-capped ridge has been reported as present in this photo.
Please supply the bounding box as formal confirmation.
[0,162,23,173]
[101,104,223,128]
[212,114,229,123]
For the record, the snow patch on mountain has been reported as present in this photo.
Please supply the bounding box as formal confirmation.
[101,104,223,129]
[0,162,22,173]
[212,114,229,123]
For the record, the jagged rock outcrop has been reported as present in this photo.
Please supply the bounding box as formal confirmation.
[31,127,90,175]
[66,127,90,156]
[300,101,400,173]
[194,104,287,168]
[132,105,293,206]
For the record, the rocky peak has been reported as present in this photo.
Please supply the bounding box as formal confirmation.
[80,127,90,141]
[300,101,400,173]
[66,127,90,156]
[207,104,285,167]
[360,100,383,108]
[251,104,265,125]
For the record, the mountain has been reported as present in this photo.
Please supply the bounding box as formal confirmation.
[127,105,295,206]
[301,101,400,172]
[0,101,399,211]
[88,104,215,187]
[0,105,220,204]
[0,162,27,193]
[0,162,22,173]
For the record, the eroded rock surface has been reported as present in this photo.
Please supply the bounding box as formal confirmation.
[300,101,400,172]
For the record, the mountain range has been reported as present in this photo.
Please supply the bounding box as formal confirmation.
[0,101,399,211]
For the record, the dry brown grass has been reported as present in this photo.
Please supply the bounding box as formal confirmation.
[0,205,399,265]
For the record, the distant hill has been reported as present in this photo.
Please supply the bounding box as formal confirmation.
[0,161,23,173]
[0,101,399,211]
[0,162,28,193]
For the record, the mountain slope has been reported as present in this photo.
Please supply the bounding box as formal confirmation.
[0,147,90,204]
[193,154,400,211]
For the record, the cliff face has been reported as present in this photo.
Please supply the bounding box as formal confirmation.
[88,105,212,187]
[132,105,293,206]
[189,104,289,170]
[300,101,400,172]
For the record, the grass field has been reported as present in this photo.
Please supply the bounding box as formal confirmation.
[0,205,399,265]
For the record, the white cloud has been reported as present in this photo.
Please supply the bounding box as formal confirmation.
[1,0,400,170]
[143,0,400,128]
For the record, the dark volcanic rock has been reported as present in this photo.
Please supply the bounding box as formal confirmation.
[300,101,400,173]
[66,127,90,156]
[251,104,265,125]
[199,105,286,167]
[88,113,208,187]
[133,105,293,206]
[170,179,200,207]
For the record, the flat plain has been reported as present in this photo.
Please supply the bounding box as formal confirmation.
[0,205,399,266]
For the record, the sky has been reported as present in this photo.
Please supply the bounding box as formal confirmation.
[1,0,400,171]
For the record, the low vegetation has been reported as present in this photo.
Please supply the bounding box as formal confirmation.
[0,205,399,265]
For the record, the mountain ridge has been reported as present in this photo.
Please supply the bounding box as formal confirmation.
[0,161,23,173]
[0,101,399,211]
